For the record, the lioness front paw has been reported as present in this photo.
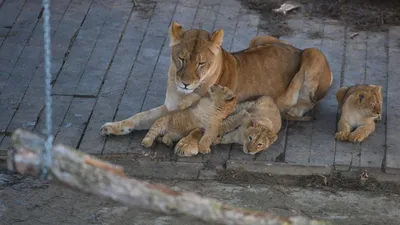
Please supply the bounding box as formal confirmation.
[335,131,350,141]
[100,122,133,136]
[141,137,154,148]
[348,132,368,143]
[174,138,199,157]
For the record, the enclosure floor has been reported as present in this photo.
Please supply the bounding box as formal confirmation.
[1,0,399,178]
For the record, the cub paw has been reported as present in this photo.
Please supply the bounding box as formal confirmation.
[335,131,350,141]
[161,136,174,148]
[141,137,154,148]
[212,135,223,146]
[376,114,382,121]
[178,98,194,110]
[174,138,199,157]
[198,143,211,154]
[348,132,367,143]
[100,123,116,136]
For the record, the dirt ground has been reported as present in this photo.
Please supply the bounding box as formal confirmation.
[239,0,400,37]
[1,170,400,225]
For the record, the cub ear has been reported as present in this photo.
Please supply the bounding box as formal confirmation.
[169,21,184,47]
[357,91,367,104]
[247,119,260,128]
[336,86,349,105]
[209,29,224,54]
[374,85,382,93]
[267,132,278,144]
[224,91,236,101]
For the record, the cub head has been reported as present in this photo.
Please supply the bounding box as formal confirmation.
[208,84,237,114]
[353,85,382,118]
[169,21,224,94]
[243,119,278,155]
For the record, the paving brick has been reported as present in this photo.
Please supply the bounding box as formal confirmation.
[75,0,133,96]
[104,41,164,154]
[3,0,76,134]
[79,4,154,155]
[192,0,221,31]
[256,121,287,162]
[53,97,96,148]
[0,0,41,80]
[334,30,368,171]
[0,0,25,46]
[308,27,345,167]
[386,26,400,174]
[213,3,241,51]
[229,144,255,161]
[105,0,177,154]
[230,13,259,52]
[284,38,322,165]
[226,160,332,176]
[52,0,115,95]
[34,95,73,136]
[359,32,387,170]
[121,157,202,179]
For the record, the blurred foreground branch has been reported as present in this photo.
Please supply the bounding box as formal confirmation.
[7,129,330,225]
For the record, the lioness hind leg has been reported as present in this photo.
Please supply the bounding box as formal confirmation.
[100,105,168,136]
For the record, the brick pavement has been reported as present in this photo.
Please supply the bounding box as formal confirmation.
[0,0,399,180]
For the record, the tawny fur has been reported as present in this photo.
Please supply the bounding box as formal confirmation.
[335,84,382,143]
[140,85,237,157]
[100,21,332,156]
[212,96,282,155]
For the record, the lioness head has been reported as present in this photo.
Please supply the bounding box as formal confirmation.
[169,21,224,93]
[208,84,237,114]
[243,119,278,155]
[353,85,382,118]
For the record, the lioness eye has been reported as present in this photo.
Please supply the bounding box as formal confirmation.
[248,136,252,141]
[257,143,263,147]
[198,62,206,66]
[178,56,184,62]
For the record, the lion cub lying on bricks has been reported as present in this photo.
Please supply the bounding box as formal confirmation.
[335,84,382,143]
[212,96,282,155]
[141,84,237,156]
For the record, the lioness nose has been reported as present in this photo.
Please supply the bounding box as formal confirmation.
[182,82,189,88]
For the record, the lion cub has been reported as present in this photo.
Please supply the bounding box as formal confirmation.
[335,84,382,143]
[213,96,282,155]
[141,84,237,156]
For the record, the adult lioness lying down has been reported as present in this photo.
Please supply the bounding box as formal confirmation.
[100,22,333,149]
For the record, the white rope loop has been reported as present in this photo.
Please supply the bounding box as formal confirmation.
[42,0,53,178]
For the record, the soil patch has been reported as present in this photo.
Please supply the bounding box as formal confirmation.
[239,0,400,33]
[217,169,400,195]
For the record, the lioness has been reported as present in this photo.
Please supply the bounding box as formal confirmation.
[212,96,282,155]
[100,21,332,155]
[141,84,237,156]
[335,84,382,143]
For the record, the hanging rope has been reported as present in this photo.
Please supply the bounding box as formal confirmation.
[41,0,53,178]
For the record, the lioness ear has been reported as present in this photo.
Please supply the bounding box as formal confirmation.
[336,86,349,105]
[169,21,184,47]
[209,29,224,54]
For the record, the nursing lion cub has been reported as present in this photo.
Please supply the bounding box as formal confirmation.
[101,21,332,156]
[141,84,236,156]
[212,96,282,155]
[335,84,382,143]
